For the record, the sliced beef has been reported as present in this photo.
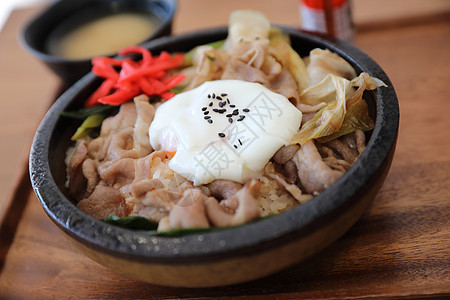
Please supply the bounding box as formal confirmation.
[354,130,367,154]
[133,95,155,156]
[67,141,88,201]
[98,157,135,187]
[207,179,243,200]
[283,160,299,184]
[82,158,99,198]
[159,189,210,231]
[205,179,261,227]
[265,162,311,203]
[130,189,178,223]
[77,184,128,219]
[293,140,343,194]
[272,145,300,185]
[273,145,300,164]
[324,139,359,164]
[130,179,165,198]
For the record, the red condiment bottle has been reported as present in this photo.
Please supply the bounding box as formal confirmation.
[299,0,354,41]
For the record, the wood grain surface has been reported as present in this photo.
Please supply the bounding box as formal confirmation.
[1,0,450,299]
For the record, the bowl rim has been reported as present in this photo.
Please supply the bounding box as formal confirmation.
[20,0,177,64]
[29,26,399,263]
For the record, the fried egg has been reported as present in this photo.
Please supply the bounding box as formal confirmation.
[149,80,302,185]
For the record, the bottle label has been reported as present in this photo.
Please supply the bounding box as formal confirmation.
[300,0,353,41]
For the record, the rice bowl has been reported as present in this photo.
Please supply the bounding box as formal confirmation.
[29,23,399,287]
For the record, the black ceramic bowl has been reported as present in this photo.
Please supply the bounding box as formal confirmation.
[29,27,399,287]
[21,0,177,85]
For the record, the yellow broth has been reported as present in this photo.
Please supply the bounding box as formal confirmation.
[47,12,159,59]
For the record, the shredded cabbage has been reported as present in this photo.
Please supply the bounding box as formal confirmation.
[291,72,386,145]
[268,28,310,93]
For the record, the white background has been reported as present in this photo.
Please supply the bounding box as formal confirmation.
[0,0,51,32]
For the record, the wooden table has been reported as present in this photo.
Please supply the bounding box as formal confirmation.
[1,0,449,298]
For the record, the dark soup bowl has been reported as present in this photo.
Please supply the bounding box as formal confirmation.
[29,27,399,287]
[21,0,177,86]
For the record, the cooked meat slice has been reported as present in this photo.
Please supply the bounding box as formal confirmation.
[133,95,155,156]
[130,204,169,223]
[159,189,210,231]
[323,156,351,172]
[207,179,243,200]
[140,189,179,207]
[265,162,311,203]
[67,141,88,201]
[354,130,367,154]
[339,132,357,150]
[317,145,350,172]
[273,145,300,164]
[133,150,172,181]
[220,197,240,212]
[86,99,143,162]
[306,48,357,86]
[237,42,268,68]
[222,58,299,102]
[261,54,282,79]
[222,58,268,84]
[272,145,300,184]
[318,145,335,158]
[105,127,137,161]
[293,140,343,194]
[98,158,135,187]
[268,68,300,103]
[130,189,178,223]
[77,184,128,219]
[99,101,137,137]
[324,139,359,164]
[130,179,164,198]
[82,158,99,198]
[86,102,138,162]
[184,45,226,90]
[283,160,299,184]
[205,179,261,227]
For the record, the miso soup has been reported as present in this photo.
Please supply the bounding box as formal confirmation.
[47,12,159,59]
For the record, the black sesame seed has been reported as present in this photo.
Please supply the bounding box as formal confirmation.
[228,118,233,123]
[227,98,230,104]
[208,119,213,124]
[202,107,207,111]
[204,111,209,115]
[219,102,225,107]
[208,94,211,98]
[218,133,225,138]
[238,139,242,145]
[209,102,213,106]
[213,108,226,114]
[233,145,238,149]
[212,93,216,99]
[225,114,232,118]
[216,96,222,100]
[237,115,245,121]
[232,109,239,116]
[204,116,211,119]
[243,108,250,112]
[221,93,227,97]
[229,104,235,108]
